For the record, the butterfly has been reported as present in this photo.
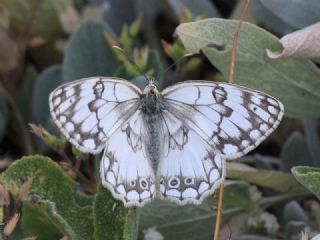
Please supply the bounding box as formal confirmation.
[49,77,283,207]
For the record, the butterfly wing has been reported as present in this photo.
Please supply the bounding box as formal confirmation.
[162,81,284,159]
[100,109,156,207]
[49,77,142,153]
[158,109,225,205]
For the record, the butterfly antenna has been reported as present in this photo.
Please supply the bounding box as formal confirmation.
[162,53,195,76]
[112,46,150,82]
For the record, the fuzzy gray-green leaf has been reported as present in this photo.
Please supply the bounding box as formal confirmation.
[63,21,119,83]
[33,65,62,132]
[292,166,320,199]
[176,19,320,118]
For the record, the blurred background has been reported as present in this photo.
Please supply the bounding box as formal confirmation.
[0,0,320,240]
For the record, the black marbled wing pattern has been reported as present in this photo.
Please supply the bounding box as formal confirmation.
[100,110,156,207]
[158,110,225,204]
[50,77,284,207]
[49,77,141,154]
[162,81,284,159]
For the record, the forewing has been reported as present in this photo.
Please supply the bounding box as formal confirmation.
[100,110,156,207]
[162,81,284,159]
[49,77,141,153]
[158,115,225,204]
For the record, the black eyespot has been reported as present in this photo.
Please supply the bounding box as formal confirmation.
[186,178,192,184]
[130,180,136,187]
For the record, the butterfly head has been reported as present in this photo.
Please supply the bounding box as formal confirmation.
[143,78,159,95]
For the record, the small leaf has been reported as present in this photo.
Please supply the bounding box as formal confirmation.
[176,19,320,118]
[4,213,20,237]
[94,0,136,35]
[303,119,320,167]
[283,201,309,225]
[266,22,320,59]
[280,131,313,172]
[292,166,320,199]
[227,162,306,194]
[129,14,143,36]
[63,21,119,83]
[32,65,62,132]
[167,0,220,19]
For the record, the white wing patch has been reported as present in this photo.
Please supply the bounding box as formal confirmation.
[100,111,155,207]
[49,77,141,154]
[157,127,225,205]
[162,81,284,159]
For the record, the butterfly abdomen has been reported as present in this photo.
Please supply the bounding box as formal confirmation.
[140,92,165,168]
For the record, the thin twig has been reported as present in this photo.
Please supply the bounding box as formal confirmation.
[228,0,250,84]
[213,185,225,240]
[213,1,250,240]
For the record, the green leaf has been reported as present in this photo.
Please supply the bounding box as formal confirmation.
[93,184,139,240]
[139,182,251,240]
[33,65,62,132]
[114,50,163,88]
[1,155,94,239]
[22,202,65,240]
[98,0,136,35]
[168,0,220,18]
[0,87,9,142]
[63,21,119,83]
[251,0,294,35]
[227,163,306,194]
[303,119,320,167]
[176,19,320,118]
[144,50,163,88]
[16,66,38,123]
[292,166,320,199]
[280,131,313,172]
[255,0,320,29]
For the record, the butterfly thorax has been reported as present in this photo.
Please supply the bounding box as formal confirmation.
[141,84,164,168]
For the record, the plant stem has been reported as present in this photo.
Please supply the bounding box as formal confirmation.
[213,184,224,240]
[228,0,250,84]
[213,0,251,239]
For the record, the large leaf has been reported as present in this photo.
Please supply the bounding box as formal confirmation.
[90,0,136,35]
[227,163,306,194]
[250,0,294,35]
[22,202,66,239]
[0,155,94,240]
[93,184,139,240]
[176,19,320,118]
[63,21,119,83]
[139,181,252,240]
[33,65,63,132]
[292,166,320,199]
[16,66,38,124]
[256,0,320,29]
